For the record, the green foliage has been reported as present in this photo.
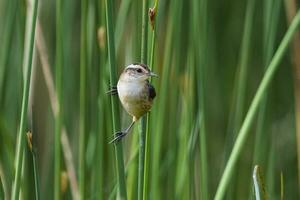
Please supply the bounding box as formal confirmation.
[11,0,38,199]
[0,0,299,199]
[0,176,4,200]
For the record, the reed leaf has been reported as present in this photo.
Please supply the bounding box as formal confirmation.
[11,0,39,199]
[215,10,300,199]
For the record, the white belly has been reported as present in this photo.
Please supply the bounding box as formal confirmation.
[117,80,147,118]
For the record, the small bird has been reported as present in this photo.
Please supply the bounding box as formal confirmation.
[108,63,158,143]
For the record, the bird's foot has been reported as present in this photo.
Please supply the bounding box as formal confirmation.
[109,131,127,144]
[106,85,118,95]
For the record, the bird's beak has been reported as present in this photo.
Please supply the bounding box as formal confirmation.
[149,72,158,78]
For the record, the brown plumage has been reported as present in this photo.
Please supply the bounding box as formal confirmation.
[109,63,158,143]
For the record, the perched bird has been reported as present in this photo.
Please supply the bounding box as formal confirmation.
[108,63,158,143]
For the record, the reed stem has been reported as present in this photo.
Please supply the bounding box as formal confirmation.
[0,0,18,103]
[284,0,300,189]
[105,0,128,199]
[0,175,4,199]
[215,9,300,200]
[11,0,39,199]
[138,0,149,199]
[54,0,63,198]
[143,1,159,199]
[79,0,87,198]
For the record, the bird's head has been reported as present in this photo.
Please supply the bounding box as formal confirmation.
[121,63,158,82]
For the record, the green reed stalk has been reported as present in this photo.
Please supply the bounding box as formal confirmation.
[284,0,300,190]
[143,1,158,199]
[0,176,4,199]
[138,0,148,199]
[115,0,132,50]
[280,172,284,200]
[251,1,280,198]
[167,0,184,197]
[150,1,174,197]
[252,0,280,180]
[105,0,128,199]
[224,0,255,198]
[95,0,106,199]
[79,0,87,198]
[215,10,300,200]
[265,141,275,198]
[54,0,63,199]
[32,148,40,200]
[197,0,209,198]
[26,132,40,200]
[230,0,255,138]
[0,0,18,104]
[191,0,208,198]
[127,134,138,200]
[11,0,39,199]
[35,20,79,199]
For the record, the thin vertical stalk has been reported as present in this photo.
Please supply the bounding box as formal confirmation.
[35,21,79,200]
[105,0,128,199]
[0,0,18,103]
[253,0,279,164]
[250,0,281,199]
[26,132,40,200]
[127,134,138,200]
[230,0,256,137]
[143,1,158,199]
[115,0,132,50]
[79,0,87,198]
[95,0,106,199]
[0,175,4,200]
[284,0,300,190]
[215,10,300,200]
[167,0,183,196]
[32,148,40,200]
[199,1,209,198]
[11,0,39,199]
[223,0,255,197]
[138,0,148,199]
[54,0,63,199]
[251,0,280,198]
[143,115,150,200]
[150,1,175,197]
[252,0,280,189]
[280,172,284,200]
[193,0,208,198]
[266,142,275,198]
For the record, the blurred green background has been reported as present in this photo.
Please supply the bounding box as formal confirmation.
[0,0,300,199]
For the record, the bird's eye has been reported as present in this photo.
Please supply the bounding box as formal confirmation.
[137,69,142,73]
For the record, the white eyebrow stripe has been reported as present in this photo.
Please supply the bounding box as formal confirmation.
[125,64,142,69]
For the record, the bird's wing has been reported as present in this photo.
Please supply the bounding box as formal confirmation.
[147,82,156,100]
[106,86,118,95]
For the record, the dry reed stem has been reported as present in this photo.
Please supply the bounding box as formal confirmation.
[35,20,79,200]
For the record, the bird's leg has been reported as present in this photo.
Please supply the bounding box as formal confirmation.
[109,120,135,144]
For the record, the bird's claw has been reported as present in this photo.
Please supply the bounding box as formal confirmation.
[106,86,118,95]
[109,131,127,144]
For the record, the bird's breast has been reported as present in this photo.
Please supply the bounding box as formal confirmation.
[117,81,144,101]
[117,80,151,118]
